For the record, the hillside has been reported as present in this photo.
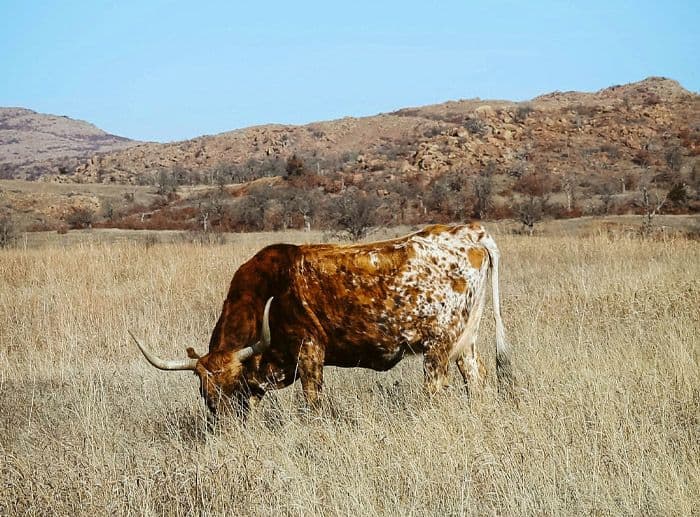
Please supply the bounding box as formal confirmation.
[1,77,698,235]
[0,108,139,180]
[50,77,699,187]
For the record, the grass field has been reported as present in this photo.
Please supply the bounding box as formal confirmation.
[1,228,698,515]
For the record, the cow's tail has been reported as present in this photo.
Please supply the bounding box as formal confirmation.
[481,232,514,395]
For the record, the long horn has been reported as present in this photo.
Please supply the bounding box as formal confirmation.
[236,297,273,362]
[129,330,198,371]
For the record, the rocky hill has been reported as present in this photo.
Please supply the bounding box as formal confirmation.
[1,77,698,236]
[0,108,138,180]
[46,77,698,189]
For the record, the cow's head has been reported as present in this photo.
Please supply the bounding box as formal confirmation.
[130,297,273,420]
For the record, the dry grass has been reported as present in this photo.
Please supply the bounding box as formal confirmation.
[1,230,698,515]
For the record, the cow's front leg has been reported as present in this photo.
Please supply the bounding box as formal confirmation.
[423,342,450,396]
[297,337,325,410]
[456,343,487,398]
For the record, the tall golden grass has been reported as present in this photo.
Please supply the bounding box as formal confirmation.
[1,231,698,515]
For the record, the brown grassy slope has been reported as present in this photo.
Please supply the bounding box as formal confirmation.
[1,231,698,515]
[0,107,138,179]
[0,179,160,231]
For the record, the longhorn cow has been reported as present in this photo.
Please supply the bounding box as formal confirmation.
[130,223,513,420]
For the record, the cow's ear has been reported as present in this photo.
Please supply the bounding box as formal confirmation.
[186,347,201,359]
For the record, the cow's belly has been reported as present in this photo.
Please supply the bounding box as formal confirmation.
[324,336,412,371]
[322,304,467,371]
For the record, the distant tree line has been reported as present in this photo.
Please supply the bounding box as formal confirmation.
[96,142,699,238]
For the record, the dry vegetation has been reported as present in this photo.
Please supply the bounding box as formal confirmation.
[3,78,698,236]
[1,230,698,515]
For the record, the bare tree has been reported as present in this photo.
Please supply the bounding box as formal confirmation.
[198,191,228,231]
[212,161,235,188]
[200,211,210,233]
[514,195,548,236]
[296,193,316,231]
[385,179,414,225]
[171,163,190,185]
[472,166,494,219]
[665,147,683,173]
[155,169,178,196]
[599,184,615,215]
[330,189,381,240]
[230,196,264,231]
[560,172,577,211]
[640,185,667,237]
[271,187,319,230]
[424,180,451,218]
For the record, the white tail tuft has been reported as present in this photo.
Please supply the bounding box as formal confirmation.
[481,233,514,394]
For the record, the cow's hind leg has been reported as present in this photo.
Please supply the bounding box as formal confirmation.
[454,278,488,397]
[423,343,450,396]
[297,337,325,410]
[456,343,487,397]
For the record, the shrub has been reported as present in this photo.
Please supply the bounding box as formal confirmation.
[285,154,306,178]
[573,104,597,117]
[632,150,653,167]
[424,171,473,222]
[514,105,534,123]
[643,92,661,106]
[600,144,621,159]
[513,171,556,197]
[423,126,444,138]
[463,118,487,137]
[65,207,94,229]
[667,182,688,208]
[0,214,18,248]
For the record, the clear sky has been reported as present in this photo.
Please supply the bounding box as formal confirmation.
[2,1,698,143]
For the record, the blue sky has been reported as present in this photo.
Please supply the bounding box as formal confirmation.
[2,1,698,142]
